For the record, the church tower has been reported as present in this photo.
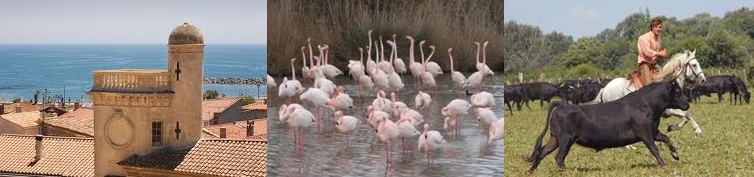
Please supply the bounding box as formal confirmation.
[167,22,204,148]
[90,22,204,176]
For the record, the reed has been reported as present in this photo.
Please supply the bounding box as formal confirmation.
[268,0,503,76]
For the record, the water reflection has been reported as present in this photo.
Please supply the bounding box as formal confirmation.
[268,74,504,176]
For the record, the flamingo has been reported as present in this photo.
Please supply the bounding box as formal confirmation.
[476,107,497,133]
[386,40,404,95]
[299,87,330,133]
[400,108,424,126]
[415,91,432,116]
[279,58,304,104]
[488,118,504,144]
[406,36,423,91]
[367,105,390,129]
[357,50,374,99]
[470,91,496,108]
[448,48,467,98]
[376,114,400,165]
[424,45,443,77]
[278,103,304,123]
[418,123,445,166]
[320,45,344,79]
[419,41,436,96]
[378,36,395,75]
[396,115,420,157]
[443,116,457,134]
[286,105,315,158]
[463,71,483,93]
[313,75,335,97]
[334,111,360,145]
[366,30,377,78]
[348,48,365,79]
[266,74,276,87]
[327,86,354,111]
[372,91,393,113]
[300,45,310,83]
[370,62,389,93]
[392,34,407,75]
[480,41,494,88]
[308,53,325,82]
[442,99,471,137]
[390,92,408,119]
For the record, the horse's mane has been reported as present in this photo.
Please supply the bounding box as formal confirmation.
[658,50,692,81]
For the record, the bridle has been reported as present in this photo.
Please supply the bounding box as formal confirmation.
[683,58,703,86]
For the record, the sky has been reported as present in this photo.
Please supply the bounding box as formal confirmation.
[0,0,266,44]
[505,0,754,39]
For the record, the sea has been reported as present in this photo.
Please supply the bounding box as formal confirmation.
[0,44,266,102]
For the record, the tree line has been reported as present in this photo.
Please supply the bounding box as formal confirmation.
[504,7,754,79]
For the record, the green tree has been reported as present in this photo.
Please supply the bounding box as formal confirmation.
[203,90,219,100]
[239,95,255,105]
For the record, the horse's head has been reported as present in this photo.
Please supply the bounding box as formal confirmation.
[682,50,706,86]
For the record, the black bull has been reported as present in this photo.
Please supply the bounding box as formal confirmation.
[527,80,690,172]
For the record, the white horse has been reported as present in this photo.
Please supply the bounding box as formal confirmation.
[587,50,707,137]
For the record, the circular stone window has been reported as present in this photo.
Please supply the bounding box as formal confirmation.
[105,113,134,148]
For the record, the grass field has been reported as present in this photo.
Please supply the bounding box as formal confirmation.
[504,93,754,176]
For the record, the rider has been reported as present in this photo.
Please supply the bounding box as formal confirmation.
[636,17,668,89]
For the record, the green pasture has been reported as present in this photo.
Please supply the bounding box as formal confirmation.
[504,92,754,176]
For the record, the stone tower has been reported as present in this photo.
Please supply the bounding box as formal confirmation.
[90,22,204,176]
[167,22,204,148]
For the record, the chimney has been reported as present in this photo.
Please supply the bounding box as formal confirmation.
[15,104,22,113]
[74,102,80,111]
[34,135,43,161]
[219,127,227,138]
[0,104,5,114]
[247,120,255,137]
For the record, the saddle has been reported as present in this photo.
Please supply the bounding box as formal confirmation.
[628,63,660,90]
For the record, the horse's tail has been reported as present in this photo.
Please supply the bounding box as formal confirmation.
[582,88,605,105]
[527,101,563,163]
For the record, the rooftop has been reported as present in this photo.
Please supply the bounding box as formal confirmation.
[0,112,41,128]
[42,115,95,137]
[0,134,94,177]
[202,98,240,121]
[2,102,44,115]
[242,103,267,111]
[118,139,266,177]
[168,22,204,45]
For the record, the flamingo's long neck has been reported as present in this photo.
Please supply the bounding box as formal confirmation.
[392,36,398,61]
[449,51,455,72]
[483,44,487,64]
[308,42,313,68]
[409,38,415,63]
[420,44,427,72]
[380,37,385,63]
[301,48,307,67]
[291,59,297,80]
[368,32,373,63]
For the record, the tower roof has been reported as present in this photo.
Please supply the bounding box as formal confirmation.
[168,22,204,45]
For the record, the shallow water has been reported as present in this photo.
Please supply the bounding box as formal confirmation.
[267,73,504,176]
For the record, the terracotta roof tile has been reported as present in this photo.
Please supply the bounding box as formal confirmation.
[60,108,93,119]
[201,98,240,121]
[241,103,267,111]
[3,103,44,114]
[42,116,95,137]
[0,134,94,177]
[0,112,41,128]
[118,139,267,177]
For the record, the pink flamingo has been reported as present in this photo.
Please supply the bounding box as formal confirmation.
[285,105,315,158]
[418,123,445,166]
[376,114,400,165]
[448,48,467,98]
[442,99,471,137]
[334,110,360,145]
[406,36,423,91]
[299,87,330,133]
[419,41,436,96]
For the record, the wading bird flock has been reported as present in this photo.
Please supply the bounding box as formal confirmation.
[268,29,502,167]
